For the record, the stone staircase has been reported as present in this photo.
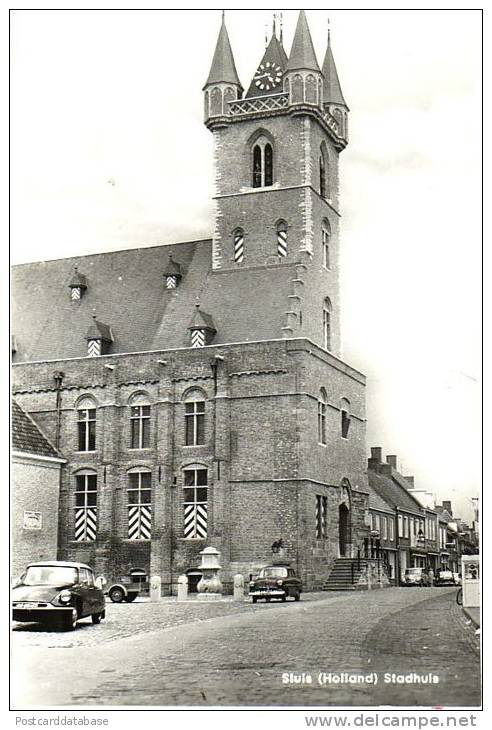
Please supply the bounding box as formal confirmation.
[322,558,367,591]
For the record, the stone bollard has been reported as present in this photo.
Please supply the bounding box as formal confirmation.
[150,575,162,602]
[177,574,188,602]
[233,574,245,601]
[197,546,223,600]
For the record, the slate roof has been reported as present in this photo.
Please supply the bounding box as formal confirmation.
[204,15,243,89]
[12,239,298,362]
[285,11,320,73]
[12,400,61,459]
[368,468,425,515]
[367,482,394,514]
[321,37,348,108]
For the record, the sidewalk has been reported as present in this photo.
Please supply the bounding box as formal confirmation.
[463,605,480,628]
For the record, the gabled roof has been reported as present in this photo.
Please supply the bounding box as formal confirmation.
[12,240,297,362]
[368,468,425,515]
[321,34,348,108]
[204,14,242,89]
[285,10,320,73]
[246,33,289,98]
[12,400,61,459]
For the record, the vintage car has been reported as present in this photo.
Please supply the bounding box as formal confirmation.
[249,563,302,603]
[434,569,456,586]
[106,569,149,603]
[12,561,106,630]
[402,567,432,587]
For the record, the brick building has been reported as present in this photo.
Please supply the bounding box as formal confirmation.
[11,12,371,591]
[11,400,66,576]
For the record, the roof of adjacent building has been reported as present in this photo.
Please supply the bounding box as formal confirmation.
[368,468,425,515]
[12,239,298,362]
[204,14,243,89]
[285,10,320,73]
[367,482,394,514]
[12,400,61,459]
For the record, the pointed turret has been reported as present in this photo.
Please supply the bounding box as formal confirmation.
[322,27,347,108]
[204,13,242,89]
[203,13,243,125]
[284,11,322,107]
[321,23,349,140]
[285,10,320,74]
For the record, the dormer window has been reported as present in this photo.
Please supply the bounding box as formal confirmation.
[86,314,113,357]
[68,266,88,301]
[188,304,216,349]
[163,255,183,289]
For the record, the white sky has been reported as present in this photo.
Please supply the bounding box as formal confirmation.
[10,9,482,523]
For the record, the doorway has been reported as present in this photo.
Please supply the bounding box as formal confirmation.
[339,503,350,556]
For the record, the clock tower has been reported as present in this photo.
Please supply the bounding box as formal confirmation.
[203,10,349,358]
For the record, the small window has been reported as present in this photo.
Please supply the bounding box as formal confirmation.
[191,329,206,348]
[318,389,327,445]
[128,471,152,540]
[398,514,403,538]
[320,151,326,199]
[323,297,332,351]
[233,228,245,263]
[183,468,208,539]
[130,404,151,449]
[185,400,205,446]
[389,519,395,541]
[77,403,96,452]
[322,220,331,269]
[341,397,351,439]
[316,495,328,539]
[276,220,287,258]
[403,516,409,539]
[253,145,262,188]
[74,472,97,542]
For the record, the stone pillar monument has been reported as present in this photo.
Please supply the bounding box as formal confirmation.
[197,546,223,601]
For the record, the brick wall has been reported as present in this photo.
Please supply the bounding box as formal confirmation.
[12,455,62,576]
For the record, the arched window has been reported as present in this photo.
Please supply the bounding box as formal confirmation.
[292,74,303,103]
[323,297,332,351]
[184,389,206,446]
[210,87,222,116]
[306,74,317,104]
[223,87,235,111]
[233,227,245,263]
[318,388,327,445]
[319,145,328,199]
[74,469,98,542]
[128,392,151,449]
[252,136,274,188]
[322,219,331,269]
[127,468,152,540]
[276,220,288,258]
[340,397,351,439]
[203,90,209,119]
[76,396,97,452]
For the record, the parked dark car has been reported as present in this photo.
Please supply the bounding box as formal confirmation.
[107,569,149,603]
[434,569,457,586]
[249,563,302,603]
[402,567,431,587]
[12,561,106,630]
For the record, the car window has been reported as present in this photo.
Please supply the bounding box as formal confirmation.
[79,568,92,585]
[260,567,288,578]
[22,566,78,586]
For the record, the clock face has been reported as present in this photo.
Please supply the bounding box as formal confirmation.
[254,61,282,92]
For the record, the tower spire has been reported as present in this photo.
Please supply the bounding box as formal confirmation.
[321,19,348,108]
[204,11,242,89]
[285,10,320,73]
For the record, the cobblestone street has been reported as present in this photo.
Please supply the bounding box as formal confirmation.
[12,587,480,709]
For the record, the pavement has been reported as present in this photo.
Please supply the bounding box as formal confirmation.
[12,587,480,709]
[463,606,480,628]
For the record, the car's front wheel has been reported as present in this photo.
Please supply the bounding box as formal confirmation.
[252,596,258,604]
[92,612,104,624]
[109,587,125,603]
[294,592,301,601]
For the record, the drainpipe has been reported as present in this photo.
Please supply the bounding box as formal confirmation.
[395,507,401,587]
[53,371,64,450]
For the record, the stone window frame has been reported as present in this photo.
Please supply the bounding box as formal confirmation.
[73,468,98,542]
[127,466,152,541]
[75,395,97,453]
[248,129,275,189]
[323,297,332,352]
[340,397,351,440]
[182,387,207,447]
[128,391,152,451]
[316,494,328,540]
[322,218,331,270]
[182,463,209,540]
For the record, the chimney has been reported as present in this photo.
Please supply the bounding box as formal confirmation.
[386,455,397,469]
[371,447,382,463]
[404,476,415,488]
[379,463,392,477]
[443,500,453,516]
[368,457,379,471]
